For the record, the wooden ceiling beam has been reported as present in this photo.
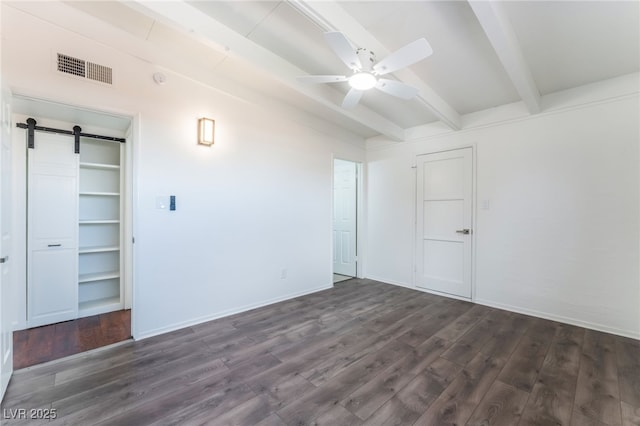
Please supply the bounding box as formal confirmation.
[129,0,405,141]
[468,0,541,114]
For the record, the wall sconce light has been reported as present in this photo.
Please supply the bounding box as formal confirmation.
[198,117,215,146]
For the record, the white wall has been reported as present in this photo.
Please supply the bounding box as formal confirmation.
[367,95,640,338]
[1,5,366,338]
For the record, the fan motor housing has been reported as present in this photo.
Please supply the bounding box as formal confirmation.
[355,48,376,71]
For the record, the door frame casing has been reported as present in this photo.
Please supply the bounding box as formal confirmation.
[10,94,138,338]
[331,156,364,280]
[0,86,14,401]
[413,144,477,302]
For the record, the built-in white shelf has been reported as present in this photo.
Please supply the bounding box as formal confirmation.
[78,271,120,283]
[79,245,119,254]
[77,139,124,320]
[79,162,120,170]
[79,220,120,224]
[80,191,119,196]
[79,296,122,317]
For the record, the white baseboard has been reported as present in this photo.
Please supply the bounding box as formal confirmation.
[0,371,10,403]
[135,284,333,341]
[413,286,472,302]
[475,298,640,340]
[135,277,639,341]
[364,275,414,289]
[365,276,472,302]
[366,276,639,340]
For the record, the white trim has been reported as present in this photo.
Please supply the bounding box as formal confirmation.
[355,162,364,279]
[135,284,333,341]
[332,155,364,279]
[415,144,477,158]
[367,277,638,339]
[411,162,417,288]
[365,275,415,290]
[366,276,472,302]
[413,285,472,303]
[414,144,476,301]
[459,92,639,135]
[359,161,368,279]
[470,145,478,303]
[367,76,639,151]
[127,113,140,340]
[10,91,134,131]
[475,298,640,340]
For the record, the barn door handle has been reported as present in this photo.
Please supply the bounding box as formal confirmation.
[456,229,471,235]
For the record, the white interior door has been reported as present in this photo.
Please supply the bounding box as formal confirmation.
[416,148,473,298]
[0,90,13,400]
[27,132,79,327]
[333,159,357,277]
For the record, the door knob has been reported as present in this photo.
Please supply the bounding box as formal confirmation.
[0,256,8,264]
[455,229,471,235]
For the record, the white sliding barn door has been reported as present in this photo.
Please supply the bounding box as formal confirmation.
[0,91,13,399]
[416,148,473,298]
[27,133,79,327]
[333,159,357,277]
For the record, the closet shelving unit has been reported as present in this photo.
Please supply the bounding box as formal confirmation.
[22,115,129,328]
[78,138,124,317]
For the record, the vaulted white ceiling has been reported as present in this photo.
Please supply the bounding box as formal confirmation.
[8,1,640,140]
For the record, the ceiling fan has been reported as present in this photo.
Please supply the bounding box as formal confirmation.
[298,32,433,109]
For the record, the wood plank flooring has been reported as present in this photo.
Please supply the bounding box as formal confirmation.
[1,280,638,425]
[12,310,131,369]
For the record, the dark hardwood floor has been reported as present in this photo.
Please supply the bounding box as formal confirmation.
[1,280,638,425]
[12,310,131,369]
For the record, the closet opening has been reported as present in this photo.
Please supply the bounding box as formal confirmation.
[11,96,135,368]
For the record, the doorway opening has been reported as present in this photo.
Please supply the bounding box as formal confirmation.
[11,95,135,368]
[333,158,361,283]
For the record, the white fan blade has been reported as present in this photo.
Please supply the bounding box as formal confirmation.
[375,79,420,100]
[373,38,433,75]
[342,88,363,109]
[324,32,362,70]
[297,75,348,84]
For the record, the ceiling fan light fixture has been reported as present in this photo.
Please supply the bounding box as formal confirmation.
[348,72,376,90]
